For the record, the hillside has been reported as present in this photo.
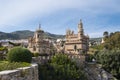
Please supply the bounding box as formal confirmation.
[0,30,65,40]
[89,37,102,42]
[0,31,19,40]
[0,30,102,40]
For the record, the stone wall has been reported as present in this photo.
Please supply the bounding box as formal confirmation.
[0,64,38,80]
[32,56,52,64]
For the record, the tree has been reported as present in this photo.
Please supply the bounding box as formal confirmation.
[103,32,120,50]
[95,50,120,79]
[110,32,114,37]
[103,31,109,38]
[39,54,87,80]
[92,31,120,79]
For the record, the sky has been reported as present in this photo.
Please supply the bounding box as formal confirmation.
[0,0,120,38]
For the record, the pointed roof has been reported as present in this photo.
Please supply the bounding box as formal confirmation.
[36,24,44,33]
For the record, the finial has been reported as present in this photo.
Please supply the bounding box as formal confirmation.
[39,24,41,30]
[80,19,82,23]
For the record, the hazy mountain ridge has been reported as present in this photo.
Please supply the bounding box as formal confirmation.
[0,30,102,40]
[0,30,65,40]
[89,37,102,42]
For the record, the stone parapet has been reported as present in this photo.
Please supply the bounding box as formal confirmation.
[0,64,38,80]
[32,56,52,64]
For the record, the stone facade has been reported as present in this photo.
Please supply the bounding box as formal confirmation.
[0,64,38,80]
[28,25,51,54]
[65,20,89,54]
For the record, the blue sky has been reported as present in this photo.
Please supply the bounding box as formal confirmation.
[0,0,120,38]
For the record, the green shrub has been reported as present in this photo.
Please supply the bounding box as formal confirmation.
[86,54,95,62]
[0,61,30,71]
[7,47,32,63]
[34,52,39,57]
[0,46,7,51]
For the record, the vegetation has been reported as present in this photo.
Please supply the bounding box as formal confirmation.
[86,54,95,62]
[0,61,30,71]
[7,47,32,63]
[0,46,8,60]
[103,31,120,50]
[0,46,8,51]
[90,31,120,79]
[90,45,103,51]
[103,31,109,38]
[33,52,39,57]
[94,50,120,79]
[39,54,87,80]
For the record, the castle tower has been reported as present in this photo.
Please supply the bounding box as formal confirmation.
[34,24,44,52]
[65,20,89,54]
[28,24,52,55]
[34,24,44,43]
[78,19,84,39]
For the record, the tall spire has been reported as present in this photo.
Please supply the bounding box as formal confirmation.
[79,19,83,28]
[39,24,41,30]
[36,23,44,33]
[78,19,83,31]
[78,19,84,35]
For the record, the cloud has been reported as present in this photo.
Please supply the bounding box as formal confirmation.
[0,0,119,24]
[0,0,120,37]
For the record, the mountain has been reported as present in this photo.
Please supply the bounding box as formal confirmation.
[0,31,19,40]
[11,30,34,39]
[44,32,65,39]
[89,37,102,42]
[0,30,65,40]
[0,30,102,40]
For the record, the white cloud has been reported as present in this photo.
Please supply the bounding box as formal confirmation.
[0,0,119,24]
[0,0,120,37]
[89,32,103,38]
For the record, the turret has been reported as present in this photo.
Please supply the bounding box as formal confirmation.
[34,24,44,42]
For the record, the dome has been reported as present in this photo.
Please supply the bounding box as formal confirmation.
[36,29,44,33]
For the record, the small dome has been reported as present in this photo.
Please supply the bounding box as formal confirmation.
[36,29,44,33]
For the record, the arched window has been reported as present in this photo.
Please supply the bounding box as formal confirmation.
[74,45,77,51]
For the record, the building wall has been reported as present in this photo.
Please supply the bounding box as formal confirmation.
[0,64,38,80]
[65,43,84,54]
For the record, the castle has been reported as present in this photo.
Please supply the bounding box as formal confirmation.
[28,24,51,55]
[65,20,89,54]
